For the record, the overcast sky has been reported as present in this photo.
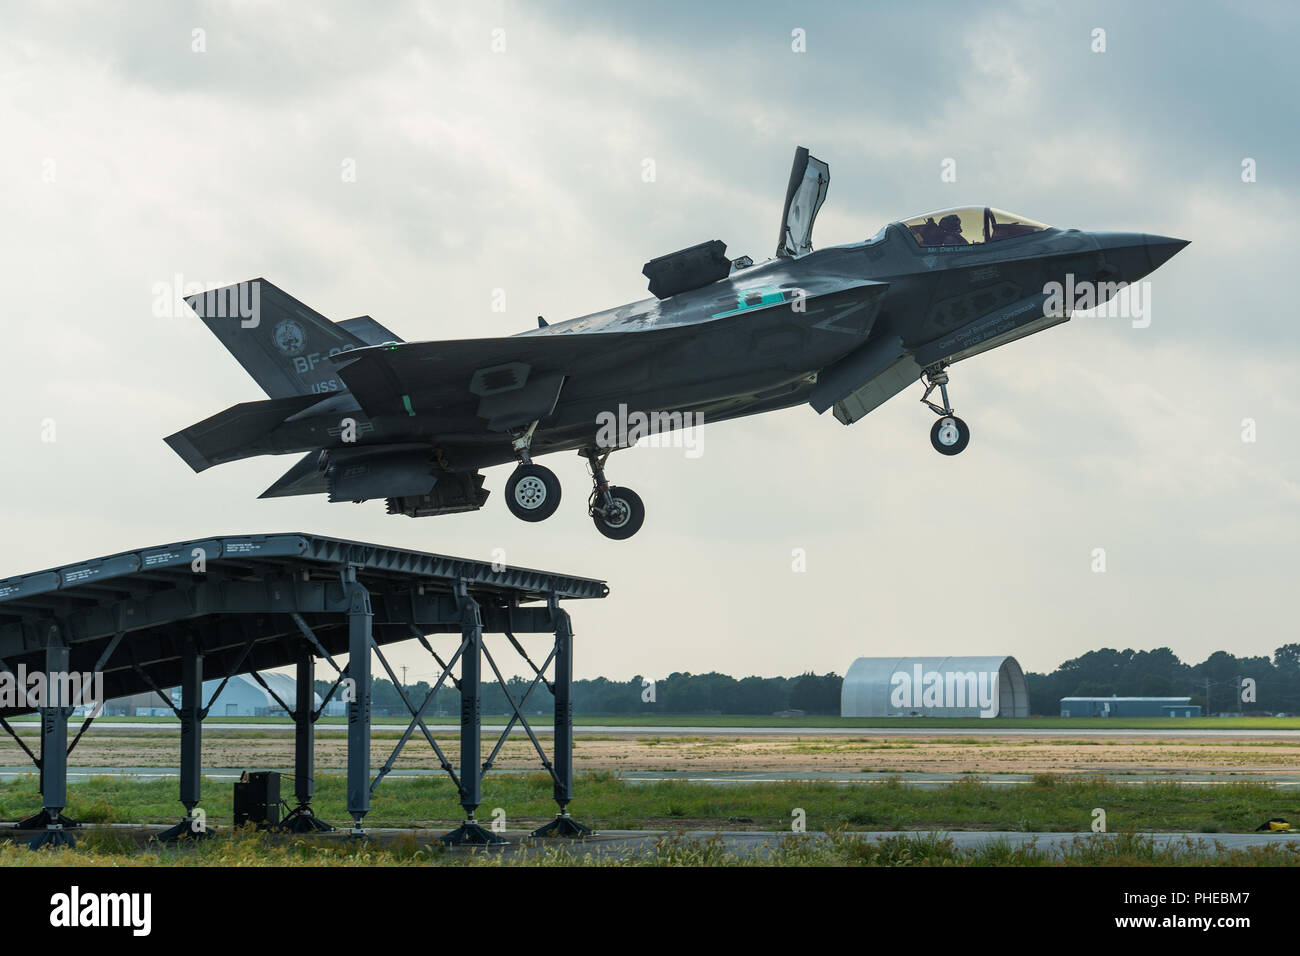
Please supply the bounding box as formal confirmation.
[0,1,1295,686]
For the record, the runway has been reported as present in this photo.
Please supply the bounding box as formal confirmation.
[3,766,1297,788]
[8,721,1299,738]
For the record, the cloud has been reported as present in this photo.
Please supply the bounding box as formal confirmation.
[0,1,1295,684]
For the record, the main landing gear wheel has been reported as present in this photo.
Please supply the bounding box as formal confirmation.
[581,447,645,540]
[505,463,561,522]
[592,486,645,540]
[930,416,970,456]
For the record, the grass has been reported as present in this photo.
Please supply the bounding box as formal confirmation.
[0,772,1296,834]
[26,714,1300,730]
[3,827,1298,867]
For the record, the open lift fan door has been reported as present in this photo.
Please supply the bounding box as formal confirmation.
[777,146,829,258]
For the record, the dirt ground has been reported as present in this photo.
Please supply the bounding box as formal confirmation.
[4,729,1300,776]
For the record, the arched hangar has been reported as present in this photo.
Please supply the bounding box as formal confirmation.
[841,656,1030,718]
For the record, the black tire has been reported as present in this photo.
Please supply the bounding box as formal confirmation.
[504,464,561,521]
[592,486,645,540]
[930,416,970,456]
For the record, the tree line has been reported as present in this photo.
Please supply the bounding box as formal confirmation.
[317,670,843,717]
[1025,645,1300,715]
[314,645,1300,718]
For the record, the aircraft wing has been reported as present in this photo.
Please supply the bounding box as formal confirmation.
[332,276,888,431]
[332,331,650,431]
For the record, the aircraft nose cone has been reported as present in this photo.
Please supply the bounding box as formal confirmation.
[1093,232,1189,283]
[1143,234,1190,272]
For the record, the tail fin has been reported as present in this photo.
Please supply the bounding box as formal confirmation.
[186,279,400,398]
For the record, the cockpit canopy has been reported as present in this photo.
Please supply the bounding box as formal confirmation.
[902,207,1048,247]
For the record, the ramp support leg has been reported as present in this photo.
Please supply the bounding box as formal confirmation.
[533,602,592,838]
[345,573,372,835]
[158,644,209,842]
[441,591,503,845]
[280,647,333,833]
[25,632,78,849]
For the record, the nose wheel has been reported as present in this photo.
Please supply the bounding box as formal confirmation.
[920,364,971,456]
[930,416,970,455]
[582,448,645,540]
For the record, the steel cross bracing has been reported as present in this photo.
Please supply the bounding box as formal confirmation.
[363,586,590,845]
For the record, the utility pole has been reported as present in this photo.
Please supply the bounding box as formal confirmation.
[1205,678,1211,717]
[401,665,408,695]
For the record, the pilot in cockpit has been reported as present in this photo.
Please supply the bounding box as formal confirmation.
[938,214,968,246]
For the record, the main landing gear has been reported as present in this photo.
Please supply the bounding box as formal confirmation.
[583,448,645,540]
[501,427,646,539]
[504,422,562,522]
[920,363,970,456]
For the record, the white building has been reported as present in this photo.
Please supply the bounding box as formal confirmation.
[841,656,1031,718]
[171,672,323,717]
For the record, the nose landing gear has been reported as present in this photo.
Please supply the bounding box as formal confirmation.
[582,448,645,540]
[921,364,970,456]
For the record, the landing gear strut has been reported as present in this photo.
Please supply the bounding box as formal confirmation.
[504,421,561,521]
[582,448,645,540]
[920,363,970,456]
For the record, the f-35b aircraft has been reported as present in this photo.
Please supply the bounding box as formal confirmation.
[166,147,1187,540]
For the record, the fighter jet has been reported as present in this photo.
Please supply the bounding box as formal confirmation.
[165,147,1187,540]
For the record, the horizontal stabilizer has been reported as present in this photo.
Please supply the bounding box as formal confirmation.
[164,394,319,472]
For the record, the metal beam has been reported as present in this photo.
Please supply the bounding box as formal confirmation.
[458,593,482,817]
[157,641,210,843]
[345,571,372,833]
[178,647,203,813]
[39,639,70,815]
[278,646,333,833]
[531,599,592,838]
[294,653,314,807]
[24,626,79,848]
[440,588,503,845]
[552,604,574,811]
